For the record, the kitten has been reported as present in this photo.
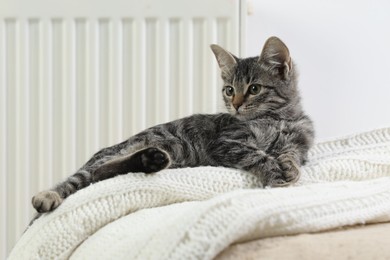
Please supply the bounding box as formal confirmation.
[32,36,314,213]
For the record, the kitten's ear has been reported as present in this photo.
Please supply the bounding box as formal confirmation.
[210,44,237,75]
[259,37,292,78]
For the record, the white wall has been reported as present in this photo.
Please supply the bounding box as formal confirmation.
[246,0,390,140]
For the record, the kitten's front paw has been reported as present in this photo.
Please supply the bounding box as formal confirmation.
[277,154,301,185]
[261,155,301,187]
[141,147,170,173]
[32,191,63,213]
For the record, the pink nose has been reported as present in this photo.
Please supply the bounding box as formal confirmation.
[233,103,242,111]
[232,94,244,111]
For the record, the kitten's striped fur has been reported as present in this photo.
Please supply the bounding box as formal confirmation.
[32,36,314,213]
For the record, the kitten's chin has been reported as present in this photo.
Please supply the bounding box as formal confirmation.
[227,106,258,119]
[230,110,255,120]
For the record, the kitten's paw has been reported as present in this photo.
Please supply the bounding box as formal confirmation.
[141,147,170,173]
[32,191,63,213]
[261,155,300,187]
[277,154,301,184]
[266,177,290,187]
[261,158,286,187]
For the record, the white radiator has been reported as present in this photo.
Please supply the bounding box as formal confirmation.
[0,0,246,256]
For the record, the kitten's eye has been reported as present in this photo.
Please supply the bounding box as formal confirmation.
[248,85,261,95]
[225,86,234,96]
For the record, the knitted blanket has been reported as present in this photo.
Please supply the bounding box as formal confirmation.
[9,128,390,259]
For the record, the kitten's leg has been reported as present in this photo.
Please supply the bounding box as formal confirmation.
[92,147,171,182]
[261,126,313,187]
[31,170,92,213]
[209,140,276,186]
[31,146,170,213]
[32,140,131,213]
[209,139,301,187]
[264,124,314,187]
[263,150,302,187]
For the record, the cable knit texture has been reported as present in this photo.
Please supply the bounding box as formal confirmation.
[9,128,390,259]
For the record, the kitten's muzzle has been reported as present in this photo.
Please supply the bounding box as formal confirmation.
[233,104,242,111]
[232,94,244,111]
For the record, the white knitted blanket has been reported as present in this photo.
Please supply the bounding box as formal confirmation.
[9,128,390,259]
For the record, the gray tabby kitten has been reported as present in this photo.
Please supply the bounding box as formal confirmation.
[32,36,314,213]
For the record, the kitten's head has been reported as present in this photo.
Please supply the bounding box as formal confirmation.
[211,36,301,120]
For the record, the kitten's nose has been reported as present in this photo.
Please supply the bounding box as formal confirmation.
[232,94,244,111]
[233,103,242,111]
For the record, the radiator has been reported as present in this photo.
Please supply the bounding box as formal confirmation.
[0,0,246,256]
